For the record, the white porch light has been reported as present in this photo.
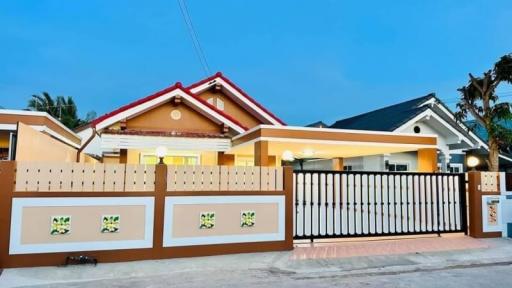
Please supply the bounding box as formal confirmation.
[466,155,480,170]
[282,150,294,162]
[156,146,168,164]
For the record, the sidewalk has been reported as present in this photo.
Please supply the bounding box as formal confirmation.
[1,236,511,287]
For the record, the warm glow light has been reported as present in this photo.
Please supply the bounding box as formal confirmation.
[302,149,315,157]
[467,156,480,168]
[282,150,294,161]
[155,146,168,158]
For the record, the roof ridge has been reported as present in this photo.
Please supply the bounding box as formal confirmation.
[331,93,435,126]
[186,72,287,125]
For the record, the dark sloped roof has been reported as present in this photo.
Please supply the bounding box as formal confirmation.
[330,94,435,131]
[305,121,328,128]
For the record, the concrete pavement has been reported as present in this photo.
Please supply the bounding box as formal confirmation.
[1,236,512,287]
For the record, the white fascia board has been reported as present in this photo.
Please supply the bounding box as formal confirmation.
[232,124,439,141]
[95,89,183,130]
[94,90,245,134]
[0,124,17,130]
[0,109,80,139]
[430,101,486,146]
[181,93,246,133]
[230,136,437,152]
[189,78,283,126]
[394,109,475,148]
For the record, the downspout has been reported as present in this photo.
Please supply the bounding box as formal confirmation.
[76,127,97,162]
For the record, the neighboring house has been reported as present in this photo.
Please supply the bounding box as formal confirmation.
[77,72,440,172]
[305,94,512,172]
[0,109,82,161]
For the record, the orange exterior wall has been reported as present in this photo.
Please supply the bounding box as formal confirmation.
[417,148,437,172]
[197,90,264,129]
[16,122,77,162]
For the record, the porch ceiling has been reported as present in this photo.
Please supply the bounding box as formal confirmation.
[228,125,438,158]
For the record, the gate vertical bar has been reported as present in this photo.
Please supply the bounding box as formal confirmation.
[459,174,468,234]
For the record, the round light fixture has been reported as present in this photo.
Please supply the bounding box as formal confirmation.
[466,155,480,169]
[155,146,168,164]
[282,150,294,162]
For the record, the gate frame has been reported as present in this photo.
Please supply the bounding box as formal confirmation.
[293,169,468,241]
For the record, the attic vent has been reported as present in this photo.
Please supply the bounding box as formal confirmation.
[207,97,225,111]
[414,126,421,133]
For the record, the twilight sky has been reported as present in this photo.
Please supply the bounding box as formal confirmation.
[1,0,511,125]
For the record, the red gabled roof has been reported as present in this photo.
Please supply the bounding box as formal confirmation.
[187,72,287,125]
[91,81,248,131]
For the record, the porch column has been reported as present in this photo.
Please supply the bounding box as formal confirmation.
[254,140,269,166]
[332,158,344,171]
[120,149,127,164]
[417,148,437,172]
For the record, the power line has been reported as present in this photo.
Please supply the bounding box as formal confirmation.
[177,0,210,76]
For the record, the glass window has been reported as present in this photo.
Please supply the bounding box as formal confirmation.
[343,165,353,171]
[388,163,409,172]
[141,155,199,165]
[449,164,463,173]
[0,148,8,161]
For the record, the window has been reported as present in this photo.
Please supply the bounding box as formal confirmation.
[0,148,8,161]
[343,165,353,171]
[449,163,463,173]
[141,154,200,165]
[388,163,409,172]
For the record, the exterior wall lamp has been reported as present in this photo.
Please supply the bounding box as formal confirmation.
[156,146,168,165]
[466,155,480,171]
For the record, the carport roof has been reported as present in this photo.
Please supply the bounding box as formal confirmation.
[229,125,437,159]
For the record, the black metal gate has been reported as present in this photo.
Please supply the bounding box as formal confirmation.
[293,170,467,240]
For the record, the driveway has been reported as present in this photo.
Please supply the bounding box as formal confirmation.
[1,236,511,288]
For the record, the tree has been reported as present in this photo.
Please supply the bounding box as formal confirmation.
[28,92,82,129]
[455,54,512,172]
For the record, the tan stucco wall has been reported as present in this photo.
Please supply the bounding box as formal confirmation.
[197,90,264,128]
[0,113,81,145]
[171,203,279,238]
[103,156,120,164]
[79,153,100,163]
[16,122,77,162]
[20,205,146,244]
[126,101,220,133]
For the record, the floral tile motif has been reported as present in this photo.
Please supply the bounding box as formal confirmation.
[241,210,256,228]
[488,204,498,226]
[50,215,71,235]
[199,212,215,229]
[101,215,120,233]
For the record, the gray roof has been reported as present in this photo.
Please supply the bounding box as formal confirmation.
[330,94,434,131]
[305,121,328,128]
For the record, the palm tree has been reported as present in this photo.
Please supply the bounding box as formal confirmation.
[28,92,81,129]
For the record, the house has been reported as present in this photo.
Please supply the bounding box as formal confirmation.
[77,72,440,172]
[307,94,512,172]
[0,109,83,162]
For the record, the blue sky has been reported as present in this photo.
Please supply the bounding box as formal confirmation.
[1,0,511,125]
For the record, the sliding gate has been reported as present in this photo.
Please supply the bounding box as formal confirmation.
[293,170,467,240]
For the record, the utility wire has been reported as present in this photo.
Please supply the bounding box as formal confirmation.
[177,0,210,76]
